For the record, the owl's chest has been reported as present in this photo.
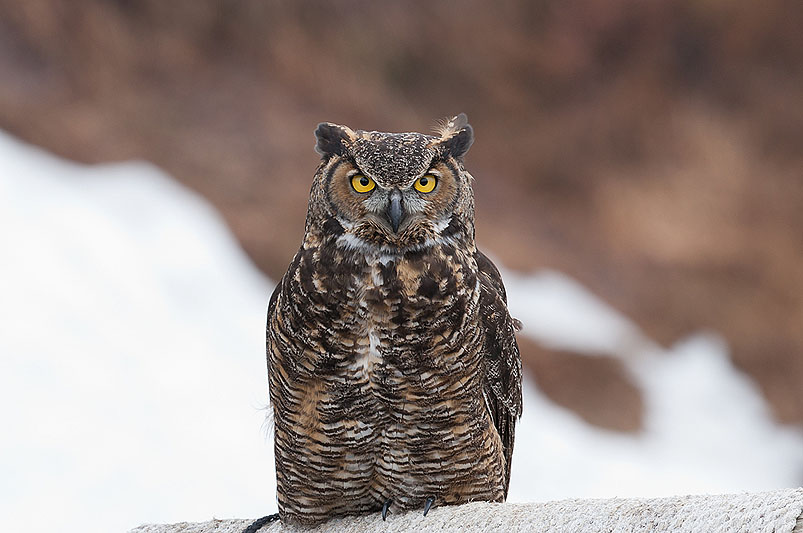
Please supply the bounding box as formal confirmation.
[306,250,480,379]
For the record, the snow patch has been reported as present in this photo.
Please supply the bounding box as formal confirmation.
[501,270,803,501]
[0,131,276,533]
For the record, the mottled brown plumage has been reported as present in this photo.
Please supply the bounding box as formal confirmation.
[266,114,522,525]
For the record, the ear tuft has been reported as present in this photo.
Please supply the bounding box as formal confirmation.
[314,122,355,157]
[442,124,474,159]
[432,113,474,159]
[434,113,469,138]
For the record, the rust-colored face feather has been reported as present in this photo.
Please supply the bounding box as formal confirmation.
[309,116,476,253]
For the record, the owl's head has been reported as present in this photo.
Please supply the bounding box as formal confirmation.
[306,114,476,255]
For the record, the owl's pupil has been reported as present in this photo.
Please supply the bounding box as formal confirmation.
[360,177,369,187]
[420,177,428,186]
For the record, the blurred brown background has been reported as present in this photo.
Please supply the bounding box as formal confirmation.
[2,0,801,431]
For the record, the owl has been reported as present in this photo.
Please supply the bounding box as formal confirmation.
[266,114,522,525]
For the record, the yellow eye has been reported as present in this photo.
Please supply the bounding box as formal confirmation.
[351,174,375,193]
[414,174,437,193]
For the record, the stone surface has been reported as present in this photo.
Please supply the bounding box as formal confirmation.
[129,489,803,533]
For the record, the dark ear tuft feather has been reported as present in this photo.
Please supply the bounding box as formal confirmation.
[442,124,474,159]
[314,122,355,157]
[432,113,474,159]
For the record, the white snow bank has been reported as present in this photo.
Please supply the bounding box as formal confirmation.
[504,271,803,501]
[0,131,276,533]
[0,131,800,533]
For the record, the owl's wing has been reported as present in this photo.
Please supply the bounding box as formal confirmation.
[476,250,523,498]
[265,281,281,381]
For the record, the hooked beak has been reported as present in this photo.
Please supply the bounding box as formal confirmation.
[386,188,405,233]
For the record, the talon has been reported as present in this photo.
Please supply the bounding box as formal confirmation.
[382,498,393,521]
[242,513,280,533]
[423,496,435,516]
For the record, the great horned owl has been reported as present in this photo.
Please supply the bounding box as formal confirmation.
[266,114,522,525]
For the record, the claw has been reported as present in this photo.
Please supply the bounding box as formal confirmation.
[382,498,393,521]
[241,513,280,533]
[423,496,435,516]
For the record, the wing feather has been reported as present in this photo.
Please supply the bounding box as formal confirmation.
[476,250,523,497]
